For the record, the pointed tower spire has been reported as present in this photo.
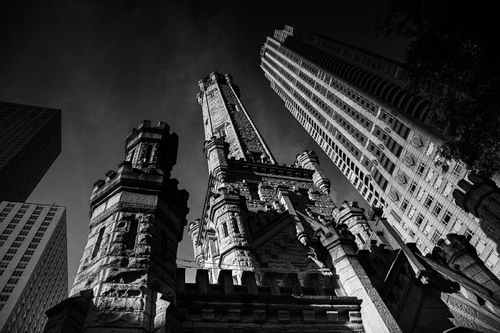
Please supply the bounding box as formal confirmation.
[197,71,276,164]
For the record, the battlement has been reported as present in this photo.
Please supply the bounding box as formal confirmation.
[177,269,347,298]
[125,120,171,140]
[175,268,363,329]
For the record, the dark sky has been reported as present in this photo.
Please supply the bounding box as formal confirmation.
[0,0,408,286]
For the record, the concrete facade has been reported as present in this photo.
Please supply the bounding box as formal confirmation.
[0,202,67,333]
[260,25,500,277]
[0,101,61,203]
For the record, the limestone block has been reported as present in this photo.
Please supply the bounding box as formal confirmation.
[201,308,216,321]
[253,309,267,323]
[227,309,241,322]
[349,311,362,323]
[277,310,290,323]
[326,310,339,322]
[302,309,315,322]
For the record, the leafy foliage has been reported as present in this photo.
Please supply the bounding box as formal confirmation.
[376,0,500,177]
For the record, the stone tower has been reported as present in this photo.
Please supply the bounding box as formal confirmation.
[188,72,400,333]
[44,120,189,333]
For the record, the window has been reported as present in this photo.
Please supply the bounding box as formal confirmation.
[7,278,19,284]
[415,214,424,227]
[443,182,453,196]
[401,199,409,213]
[222,223,228,237]
[408,207,416,219]
[424,195,434,209]
[465,228,474,242]
[486,251,499,268]
[416,162,426,176]
[92,227,105,259]
[232,219,240,234]
[425,169,435,182]
[424,223,432,235]
[433,203,443,217]
[416,188,424,201]
[441,211,452,226]
[476,241,486,255]
[409,230,416,238]
[125,219,138,250]
[409,181,417,194]
[2,286,14,293]
[431,230,442,244]
[452,162,464,176]
[485,224,495,235]
[433,176,443,189]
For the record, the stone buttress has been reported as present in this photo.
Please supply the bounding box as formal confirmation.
[43,121,189,333]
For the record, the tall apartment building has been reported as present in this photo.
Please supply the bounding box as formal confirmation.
[0,101,61,202]
[0,201,67,333]
[260,25,500,276]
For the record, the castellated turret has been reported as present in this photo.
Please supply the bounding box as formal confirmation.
[44,120,189,333]
[296,150,331,194]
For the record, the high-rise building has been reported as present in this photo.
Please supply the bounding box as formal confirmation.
[0,101,61,202]
[0,201,67,333]
[260,25,500,276]
[43,74,500,333]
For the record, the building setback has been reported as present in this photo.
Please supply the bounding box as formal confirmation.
[43,74,500,332]
[260,25,500,276]
[0,202,67,333]
[0,101,61,203]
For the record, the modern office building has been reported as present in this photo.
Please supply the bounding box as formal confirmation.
[0,101,61,202]
[0,201,68,333]
[260,25,500,276]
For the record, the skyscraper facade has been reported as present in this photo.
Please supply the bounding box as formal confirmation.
[0,101,61,202]
[260,25,500,276]
[0,201,67,333]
